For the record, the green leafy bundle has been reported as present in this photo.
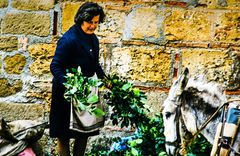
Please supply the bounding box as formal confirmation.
[186,134,212,156]
[129,114,167,156]
[63,67,104,117]
[103,74,150,128]
[101,75,167,155]
[107,114,167,156]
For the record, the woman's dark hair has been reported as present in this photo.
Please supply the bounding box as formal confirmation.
[74,2,105,26]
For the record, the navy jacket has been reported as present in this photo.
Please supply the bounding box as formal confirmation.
[51,24,105,86]
[49,24,105,137]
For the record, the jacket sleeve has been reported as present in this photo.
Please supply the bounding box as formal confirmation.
[93,37,105,79]
[96,62,105,79]
[50,37,73,86]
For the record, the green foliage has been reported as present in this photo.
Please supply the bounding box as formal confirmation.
[63,67,104,117]
[118,114,167,156]
[186,134,212,156]
[134,114,167,155]
[85,137,116,156]
[103,74,150,128]
[101,75,167,155]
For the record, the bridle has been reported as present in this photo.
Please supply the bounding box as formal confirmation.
[164,100,182,154]
[165,106,181,145]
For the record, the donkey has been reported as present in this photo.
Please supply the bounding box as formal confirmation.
[162,68,240,156]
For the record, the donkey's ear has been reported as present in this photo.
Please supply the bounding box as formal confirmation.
[181,68,189,89]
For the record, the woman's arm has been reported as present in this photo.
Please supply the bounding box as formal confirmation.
[50,37,72,86]
[95,62,105,79]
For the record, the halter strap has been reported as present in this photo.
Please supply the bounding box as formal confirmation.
[193,99,240,139]
[165,106,182,149]
[183,99,240,154]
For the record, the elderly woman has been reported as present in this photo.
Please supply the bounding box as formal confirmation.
[50,2,106,156]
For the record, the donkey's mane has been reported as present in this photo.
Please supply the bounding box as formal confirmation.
[181,76,227,115]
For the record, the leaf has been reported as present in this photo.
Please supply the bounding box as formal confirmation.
[140,97,147,104]
[133,88,140,96]
[128,140,137,147]
[158,152,167,156]
[122,83,131,91]
[66,73,74,77]
[78,101,86,110]
[87,95,99,104]
[69,87,77,94]
[135,139,143,144]
[131,148,138,156]
[77,66,81,73]
[96,81,103,87]
[72,68,77,73]
[92,108,105,117]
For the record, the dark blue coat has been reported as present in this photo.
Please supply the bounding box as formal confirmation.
[49,24,105,138]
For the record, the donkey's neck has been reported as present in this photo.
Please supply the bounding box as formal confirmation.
[181,78,227,143]
[182,94,223,143]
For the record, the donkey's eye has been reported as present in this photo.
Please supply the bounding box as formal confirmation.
[165,112,172,118]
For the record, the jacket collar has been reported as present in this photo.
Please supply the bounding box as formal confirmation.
[74,24,98,60]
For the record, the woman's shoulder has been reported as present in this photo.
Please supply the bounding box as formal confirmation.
[62,26,78,40]
[57,27,78,45]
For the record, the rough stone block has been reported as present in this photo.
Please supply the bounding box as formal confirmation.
[2,12,50,36]
[164,1,188,7]
[197,0,218,8]
[0,102,44,121]
[11,0,54,11]
[28,43,55,59]
[97,10,125,38]
[0,78,22,97]
[182,49,234,87]
[111,46,171,84]
[145,90,168,114]
[0,36,18,51]
[164,9,213,41]
[227,0,240,3]
[0,55,2,74]
[28,43,56,75]
[124,6,161,40]
[198,0,240,9]
[214,12,240,42]
[4,54,26,74]
[224,0,240,9]
[26,79,52,105]
[0,0,8,8]
[227,0,240,5]
[62,2,82,33]
[30,59,52,75]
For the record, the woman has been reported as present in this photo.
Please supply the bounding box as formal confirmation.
[50,2,106,156]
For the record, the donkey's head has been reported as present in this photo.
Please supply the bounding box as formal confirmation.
[162,68,189,155]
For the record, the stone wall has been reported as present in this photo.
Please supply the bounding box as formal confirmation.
[0,0,239,153]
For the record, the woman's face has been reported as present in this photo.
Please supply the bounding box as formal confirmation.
[81,15,100,35]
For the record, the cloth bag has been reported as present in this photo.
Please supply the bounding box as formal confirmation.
[69,87,105,133]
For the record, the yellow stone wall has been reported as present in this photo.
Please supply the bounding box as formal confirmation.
[2,12,51,36]
[164,9,213,41]
[11,0,54,11]
[0,36,18,51]
[28,43,56,75]
[0,0,8,8]
[4,54,26,74]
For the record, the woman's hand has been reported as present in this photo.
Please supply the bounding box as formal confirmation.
[103,75,113,89]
